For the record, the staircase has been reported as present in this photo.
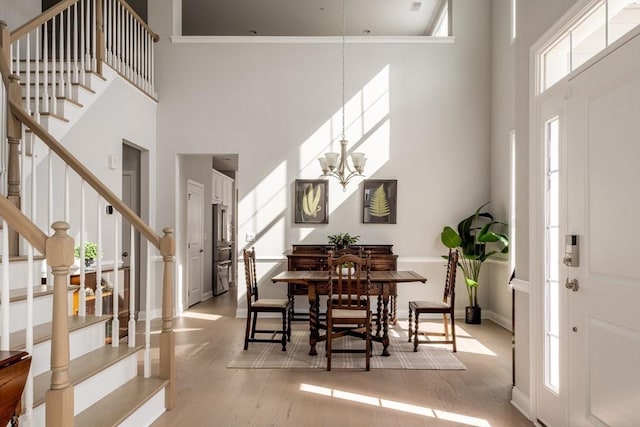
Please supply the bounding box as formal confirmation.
[0,1,174,426]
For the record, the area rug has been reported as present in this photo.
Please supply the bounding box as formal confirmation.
[227,326,465,370]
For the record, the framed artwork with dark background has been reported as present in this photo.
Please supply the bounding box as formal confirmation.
[362,179,397,224]
[294,179,329,224]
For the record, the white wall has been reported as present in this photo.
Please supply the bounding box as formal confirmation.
[149,0,508,316]
[0,0,40,31]
[507,0,578,411]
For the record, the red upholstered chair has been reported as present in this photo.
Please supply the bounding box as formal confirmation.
[243,247,292,351]
[407,249,459,352]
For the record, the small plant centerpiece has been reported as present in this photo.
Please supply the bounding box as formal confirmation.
[327,233,360,274]
[74,241,98,267]
[440,202,509,324]
[327,232,360,250]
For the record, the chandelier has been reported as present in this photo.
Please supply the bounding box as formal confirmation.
[318,0,366,190]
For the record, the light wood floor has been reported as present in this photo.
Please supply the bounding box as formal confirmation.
[151,286,532,427]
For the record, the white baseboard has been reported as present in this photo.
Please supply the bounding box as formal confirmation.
[485,309,512,332]
[511,386,531,421]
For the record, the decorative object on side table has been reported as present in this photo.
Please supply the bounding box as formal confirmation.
[363,179,397,224]
[74,241,98,267]
[440,202,509,324]
[327,232,360,250]
[294,179,329,224]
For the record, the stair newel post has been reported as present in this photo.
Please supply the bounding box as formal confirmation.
[45,221,75,427]
[159,227,175,409]
[96,0,104,75]
[7,74,23,256]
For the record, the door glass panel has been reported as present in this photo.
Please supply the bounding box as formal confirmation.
[545,117,561,393]
[608,0,640,45]
[571,3,607,70]
[543,35,571,90]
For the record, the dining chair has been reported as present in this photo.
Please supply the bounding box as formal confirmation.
[243,247,292,351]
[407,249,459,352]
[326,250,372,371]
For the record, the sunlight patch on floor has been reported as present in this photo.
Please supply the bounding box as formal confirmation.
[300,383,491,427]
[149,327,203,334]
[394,320,496,356]
[181,311,223,321]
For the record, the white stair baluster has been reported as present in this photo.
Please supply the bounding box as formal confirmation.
[92,0,97,71]
[58,10,65,98]
[128,223,135,347]
[35,27,40,120]
[79,179,86,317]
[64,164,69,222]
[73,2,79,84]
[43,20,49,114]
[26,33,31,115]
[144,240,151,377]
[65,6,71,96]
[112,212,120,346]
[80,0,85,83]
[1,219,9,350]
[96,197,103,316]
[51,16,57,115]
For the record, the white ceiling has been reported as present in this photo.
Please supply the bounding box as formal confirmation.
[182,0,445,37]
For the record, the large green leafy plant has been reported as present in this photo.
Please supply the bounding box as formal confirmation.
[440,202,509,307]
[327,233,360,249]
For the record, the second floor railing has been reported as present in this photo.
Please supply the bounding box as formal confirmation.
[9,0,158,122]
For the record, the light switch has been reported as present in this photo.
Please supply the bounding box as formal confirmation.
[246,232,255,242]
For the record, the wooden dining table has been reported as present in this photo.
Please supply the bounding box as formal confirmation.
[271,270,427,357]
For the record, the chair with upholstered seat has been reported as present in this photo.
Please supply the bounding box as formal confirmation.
[408,249,459,352]
[326,250,372,371]
[243,247,292,351]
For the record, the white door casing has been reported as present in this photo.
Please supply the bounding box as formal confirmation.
[187,180,204,307]
[122,170,137,267]
[564,31,640,427]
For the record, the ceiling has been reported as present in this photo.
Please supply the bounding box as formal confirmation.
[182,0,446,37]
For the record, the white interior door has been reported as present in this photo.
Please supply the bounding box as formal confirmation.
[564,32,640,427]
[187,180,204,307]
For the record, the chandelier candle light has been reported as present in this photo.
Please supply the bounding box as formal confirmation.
[318,0,366,191]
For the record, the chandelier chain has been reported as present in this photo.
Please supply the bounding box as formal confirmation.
[341,0,346,140]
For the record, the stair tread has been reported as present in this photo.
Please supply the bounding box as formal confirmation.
[9,314,111,351]
[0,254,46,262]
[33,343,145,407]
[39,112,70,122]
[0,284,79,303]
[75,376,167,427]
[22,95,84,108]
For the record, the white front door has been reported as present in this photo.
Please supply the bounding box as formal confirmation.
[536,86,569,427]
[187,180,204,307]
[564,32,640,427]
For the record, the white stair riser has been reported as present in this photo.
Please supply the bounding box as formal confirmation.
[30,319,108,377]
[27,98,83,118]
[0,261,47,290]
[120,388,166,427]
[74,353,138,414]
[3,293,52,333]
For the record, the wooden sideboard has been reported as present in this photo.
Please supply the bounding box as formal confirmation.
[286,244,398,321]
[70,267,130,340]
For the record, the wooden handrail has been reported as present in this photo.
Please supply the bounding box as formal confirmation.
[10,0,80,42]
[11,0,159,43]
[8,98,162,249]
[0,21,10,87]
[115,0,160,42]
[0,196,47,254]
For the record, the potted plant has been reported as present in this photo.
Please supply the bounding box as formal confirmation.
[440,202,509,324]
[327,233,360,274]
[74,241,98,267]
[327,232,360,250]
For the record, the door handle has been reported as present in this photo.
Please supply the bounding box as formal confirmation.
[565,278,579,292]
[200,249,204,253]
[122,251,128,257]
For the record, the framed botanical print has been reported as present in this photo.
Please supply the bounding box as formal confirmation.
[294,179,329,224]
[362,179,397,224]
